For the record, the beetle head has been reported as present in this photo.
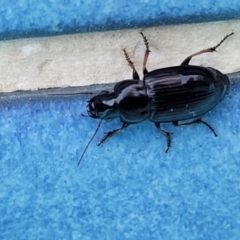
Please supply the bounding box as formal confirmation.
[87,91,118,121]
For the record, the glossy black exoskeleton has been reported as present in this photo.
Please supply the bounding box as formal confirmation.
[78,31,233,166]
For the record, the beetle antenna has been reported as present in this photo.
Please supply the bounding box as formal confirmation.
[81,113,89,117]
[77,119,102,167]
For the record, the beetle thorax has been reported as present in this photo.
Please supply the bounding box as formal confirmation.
[114,80,149,123]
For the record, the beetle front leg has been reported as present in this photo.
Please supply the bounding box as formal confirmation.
[122,48,140,80]
[173,119,217,137]
[181,32,234,65]
[155,122,171,153]
[97,123,129,146]
[140,31,150,75]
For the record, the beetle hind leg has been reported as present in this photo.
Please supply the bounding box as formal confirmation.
[181,31,234,66]
[122,48,140,80]
[140,31,150,75]
[173,119,217,137]
[97,123,129,146]
[155,123,171,153]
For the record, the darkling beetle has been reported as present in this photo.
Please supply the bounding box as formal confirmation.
[78,31,234,166]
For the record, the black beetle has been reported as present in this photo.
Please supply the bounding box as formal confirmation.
[78,31,234,166]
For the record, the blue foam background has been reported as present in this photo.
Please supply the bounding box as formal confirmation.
[1,81,240,239]
[1,0,240,39]
[1,0,240,238]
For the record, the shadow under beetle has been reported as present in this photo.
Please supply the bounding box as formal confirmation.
[78,31,234,166]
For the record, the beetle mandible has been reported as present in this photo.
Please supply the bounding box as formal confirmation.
[78,31,234,166]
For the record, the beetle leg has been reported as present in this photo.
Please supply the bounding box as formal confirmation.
[155,122,171,153]
[122,48,140,80]
[140,31,150,75]
[181,32,234,66]
[173,119,217,137]
[97,123,129,146]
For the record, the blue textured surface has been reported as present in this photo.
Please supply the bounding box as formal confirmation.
[1,82,240,239]
[1,0,240,39]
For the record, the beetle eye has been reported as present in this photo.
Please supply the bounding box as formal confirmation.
[88,101,95,111]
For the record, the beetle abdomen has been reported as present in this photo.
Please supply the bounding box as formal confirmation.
[144,65,230,123]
